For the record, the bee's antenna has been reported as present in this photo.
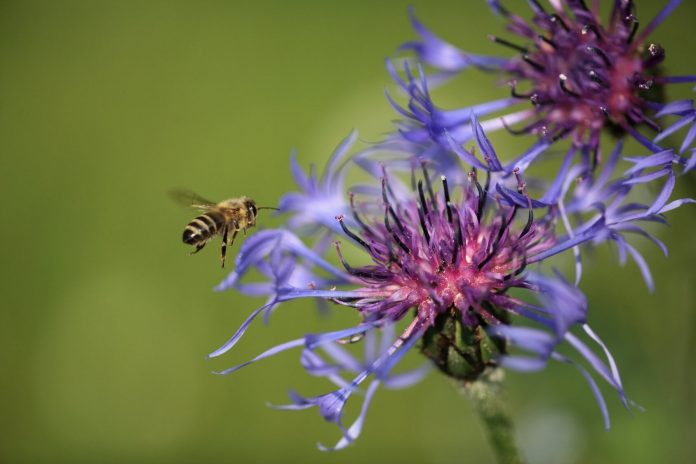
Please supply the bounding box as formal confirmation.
[257,206,280,211]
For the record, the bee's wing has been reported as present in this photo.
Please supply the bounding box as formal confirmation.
[169,188,217,211]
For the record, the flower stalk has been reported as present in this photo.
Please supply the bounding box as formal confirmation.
[459,368,523,464]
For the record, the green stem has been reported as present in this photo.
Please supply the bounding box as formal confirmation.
[458,368,524,464]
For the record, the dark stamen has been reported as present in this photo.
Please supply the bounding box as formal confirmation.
[476,182,486,221]
[334,241,355,273]
[575,0,590,12]
[469,169,486,221]
[380,168,400,207]
[528,0,546,14]
[530,93,553,106]
[586,46,612,68]
[441,176,452,223]
[512,167,534,240]
[336,215,370,250]
[420,162,437,211]
[451,208,463,265]
[523,54,545,72]
[519,205,534,239]
[514,255,528,276]
[538,34,557,49]
[349,192,372,235]
[503,255,528,280]
[334,242,389,280]
[550,127,573,142]
[417,180,430,223]
[477,224,499,270]
[549,14,570,32]
[488,34,528,54]
[588,70,608,87]
[626,15,639,44]
[417,203,430,244]
[510,82,533,99]
[389,205,406,234]
[581,23,601,39]
[502,118,544,136]
[479,206,518,269]
[384,208,409,254]
[644,43,665,66]
[636,78,653,90]
[382,178,406,235]
[488,0,510,17]
[559,74,581,97]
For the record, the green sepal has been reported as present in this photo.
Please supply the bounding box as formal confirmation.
[420,308,505,381]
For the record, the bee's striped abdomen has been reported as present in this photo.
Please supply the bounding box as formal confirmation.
[182,211,224,245]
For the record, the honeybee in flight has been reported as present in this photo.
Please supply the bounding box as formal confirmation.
[171,189,277,268]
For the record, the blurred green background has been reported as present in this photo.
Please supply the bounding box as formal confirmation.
[1,1,695,463]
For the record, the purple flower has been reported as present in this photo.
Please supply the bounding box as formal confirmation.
[532,139,694,288]
[397,1,696,170]
[192,1,696,452]
[272,325,431,451]
[209,156,659,448]
[279,131,357,236]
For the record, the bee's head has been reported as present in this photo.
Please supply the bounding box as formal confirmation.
[244,198,258,218]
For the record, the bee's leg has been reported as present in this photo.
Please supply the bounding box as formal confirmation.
[229,220,240,247]
[220,227,229,268]
[229,229,239,247]
[191,242,206,254]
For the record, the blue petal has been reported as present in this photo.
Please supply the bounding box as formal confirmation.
[626,127,664,152]
[318,381,381,451]
[659,198,696,213]
[208,302,275,359]
[623,167,671,186]
[624,243,655,292]
[324,130,358,187]
[613,224,668,257]
[550,352,611,430]
[654,114,695,142]
[445,131,488,169]
[472,114,503,171]
[301,349,344,378]
[635,0,683,44]
[680,122,696,153]
[289,149,310,191]
[564,333,629,409]
[403,7,507,72]
[506,139,551,172]
[529,217,605,263]
[490,325,555,355]
[623,150,677,176]
[647,172,675,215]
[661,75,696,84]
[213,338,305,375]
[319,342,364,373]
[382,364,431,389]
[540,146,577,204]
[655,99,693,117]
[498,355,549,372]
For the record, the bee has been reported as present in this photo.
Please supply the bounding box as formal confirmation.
[170,189,276,268]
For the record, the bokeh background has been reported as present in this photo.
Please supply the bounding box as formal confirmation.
[1,1,695,463]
